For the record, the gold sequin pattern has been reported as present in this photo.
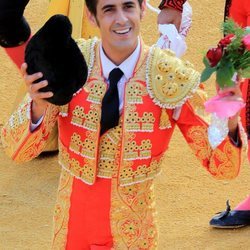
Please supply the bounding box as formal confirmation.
[124,139,152,160]
[126,81,147,104]
[69,132,95,159]
[97,123,123,178]
[119,157,162,186]
[125,109,156,132]
[71,104,99,131]
[84,81,106,104]
[59,141,96,185]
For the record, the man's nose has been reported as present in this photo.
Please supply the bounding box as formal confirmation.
[115,9,129,24]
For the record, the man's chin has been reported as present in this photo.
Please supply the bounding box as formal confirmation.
[112,40,137,52]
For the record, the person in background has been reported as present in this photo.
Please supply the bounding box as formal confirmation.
[209,0,250,229]
[158,0,250,229]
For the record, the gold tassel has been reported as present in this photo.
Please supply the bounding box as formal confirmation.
[160,108,171,129]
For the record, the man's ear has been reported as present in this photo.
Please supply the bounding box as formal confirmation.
[140,0,147,19]
[85,7,98,27]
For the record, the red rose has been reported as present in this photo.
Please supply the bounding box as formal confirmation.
[219,34,234,48]
[242,34,250,50]
[206,46,223,67]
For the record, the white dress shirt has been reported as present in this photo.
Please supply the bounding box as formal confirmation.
[31,38,141,130]
[100,38,141,112]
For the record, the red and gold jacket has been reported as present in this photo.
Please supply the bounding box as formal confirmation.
[1,38,245,186]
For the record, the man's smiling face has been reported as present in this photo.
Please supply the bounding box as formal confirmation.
[90,0,146,62]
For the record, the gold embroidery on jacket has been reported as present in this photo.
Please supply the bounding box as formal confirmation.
[97,124,122,178]
[71,104,99,131]
[125,82,155,132]
[76,38,97,79]
[125,110,156,132]
[2,97,59,162]
[85,81,106,104]
[187,126,240,179]
[159,108,171,129]
[188,89,207,113]
[59,141,96,185]
[119,159,162,186]
[51,169,73,249]
[111,179,158,249]
[69,132,96,159]
[187,126,212,161]
[188,87,209,121]
[1,96,31,156]
[60,39,204,186]
[209,141,240,180]
[126,82,147,104]
[124,139,152,160]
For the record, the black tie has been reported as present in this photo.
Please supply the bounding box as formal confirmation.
[100,68,123,135]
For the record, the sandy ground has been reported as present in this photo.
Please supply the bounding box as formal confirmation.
[0,0,250,249]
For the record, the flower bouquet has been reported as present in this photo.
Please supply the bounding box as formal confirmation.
[201,19,250,118]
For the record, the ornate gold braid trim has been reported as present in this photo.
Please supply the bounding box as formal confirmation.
[51,169,73,249]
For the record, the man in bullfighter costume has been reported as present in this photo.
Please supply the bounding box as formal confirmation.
[159,0,250,229]
[209,0,250,229]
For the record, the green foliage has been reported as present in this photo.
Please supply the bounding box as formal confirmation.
[216,60,235,88]
[223,19,247,72]
[201,19,250,88]
[240,67,250,78]
[201,58,216,82]
[223,18,244,37]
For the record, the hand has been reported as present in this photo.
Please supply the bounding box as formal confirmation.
[157,7,182,31]
[21,63,53,123]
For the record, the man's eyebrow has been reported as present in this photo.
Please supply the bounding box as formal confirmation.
[101,4,115,11]
[123,1,136,5]
[101,1,135,11]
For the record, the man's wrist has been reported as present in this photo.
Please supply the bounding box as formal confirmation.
[30,115,44,132]
[31,100,47,123]
[228,126,242,147]
[228,115,241,147]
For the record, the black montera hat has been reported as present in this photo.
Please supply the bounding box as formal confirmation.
[0,0,31,47]
[25,15,88,106]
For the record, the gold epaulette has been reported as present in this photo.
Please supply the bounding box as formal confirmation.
[59,38,98,116]
[146,46,201,109]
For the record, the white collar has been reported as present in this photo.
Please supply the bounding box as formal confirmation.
[100,38,141,81]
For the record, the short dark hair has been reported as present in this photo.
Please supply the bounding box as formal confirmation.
[85,0,144,16]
